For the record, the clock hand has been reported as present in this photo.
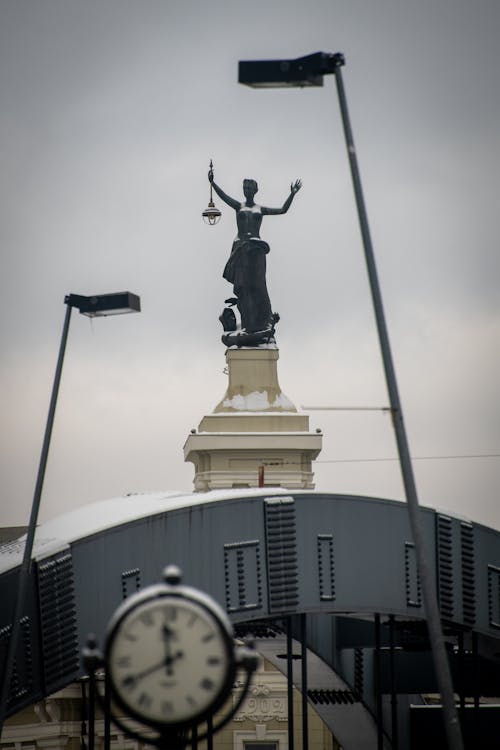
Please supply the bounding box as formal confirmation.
[162,623,177,640]
[165,649,184,676]
[122,657,170,688]
[161,623,184,674]
[162,623,175,667]
[122,647,185,690]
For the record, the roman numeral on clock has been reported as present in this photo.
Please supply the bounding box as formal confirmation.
[163,605,177,621]
[122,675,137,691]
[138,692,152,709]
[200,677,215,692]
[140,611,154,627]
[161,700,174,716]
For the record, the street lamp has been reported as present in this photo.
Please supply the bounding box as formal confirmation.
[65,291,140,317]
[0,291,141,735]
[239,52,464,750]
[239,51,335,88]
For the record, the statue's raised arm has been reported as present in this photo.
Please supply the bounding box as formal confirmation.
[261,179,302,215]
[208,167,240,211]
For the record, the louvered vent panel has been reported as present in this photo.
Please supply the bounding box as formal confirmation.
[37,553,79,692]
[308,689,359,705]
[264,497,298,612]
[354,648,364,699]
[317,534,335,601]
[487,565,500,630]
[122,568,141,599]
[437,515,454,620]
[405,541,422,608]
[224,540,263,613]
[460,522,476,626]
[0,616,33,709]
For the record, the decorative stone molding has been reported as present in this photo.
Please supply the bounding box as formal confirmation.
[45,700,61,724]
[32,698,61,725]
[37,739,68,750]
[249,682,271,696]
[33,703,50,723]
[233,684,287,723]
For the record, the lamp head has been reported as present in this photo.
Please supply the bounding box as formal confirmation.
[202,201,222,226]
[65,292,141,317]
[238,51,343,88]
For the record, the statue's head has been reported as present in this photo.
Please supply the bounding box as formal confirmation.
[243,179,258,198]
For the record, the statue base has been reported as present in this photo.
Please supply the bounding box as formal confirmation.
[220,316,278,349]
[183,348,322,492]
[214,348,294,412]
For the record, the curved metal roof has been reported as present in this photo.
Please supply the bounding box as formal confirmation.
[0,487,291,573]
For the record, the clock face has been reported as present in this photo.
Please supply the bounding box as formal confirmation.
[107,594,233,727]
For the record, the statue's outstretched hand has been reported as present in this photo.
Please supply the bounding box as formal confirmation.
[290,179,302,194]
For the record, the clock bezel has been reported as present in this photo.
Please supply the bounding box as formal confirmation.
[104,583,237,731]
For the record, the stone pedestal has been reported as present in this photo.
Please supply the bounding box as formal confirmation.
[183,348,322,492]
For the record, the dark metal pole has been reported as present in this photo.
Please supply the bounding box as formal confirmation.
[80,679,88,750]
[286,617,295,750]
[458,632,465,714]
[0,302,73,737]
[104,672,111,750]
[374,614,384,750]
[191,723,198,750]
[300,614,309,750]
[389,616,398,750]
[88,671,95,750]
[472,631,480,740]
[331,56,464,750]
[206,715,213,750]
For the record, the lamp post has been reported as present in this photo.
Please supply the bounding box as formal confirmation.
[0,291,141,736]
[239,52,464,750]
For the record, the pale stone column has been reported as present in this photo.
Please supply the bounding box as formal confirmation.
[184,348,322,492]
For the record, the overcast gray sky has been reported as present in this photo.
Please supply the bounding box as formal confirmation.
[1,0,499,529]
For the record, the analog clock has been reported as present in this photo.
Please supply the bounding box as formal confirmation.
[104,568,236,728]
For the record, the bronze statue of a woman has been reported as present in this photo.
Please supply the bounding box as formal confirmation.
[209,166,301,347]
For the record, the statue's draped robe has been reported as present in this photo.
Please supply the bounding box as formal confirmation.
[223,237,272,333]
